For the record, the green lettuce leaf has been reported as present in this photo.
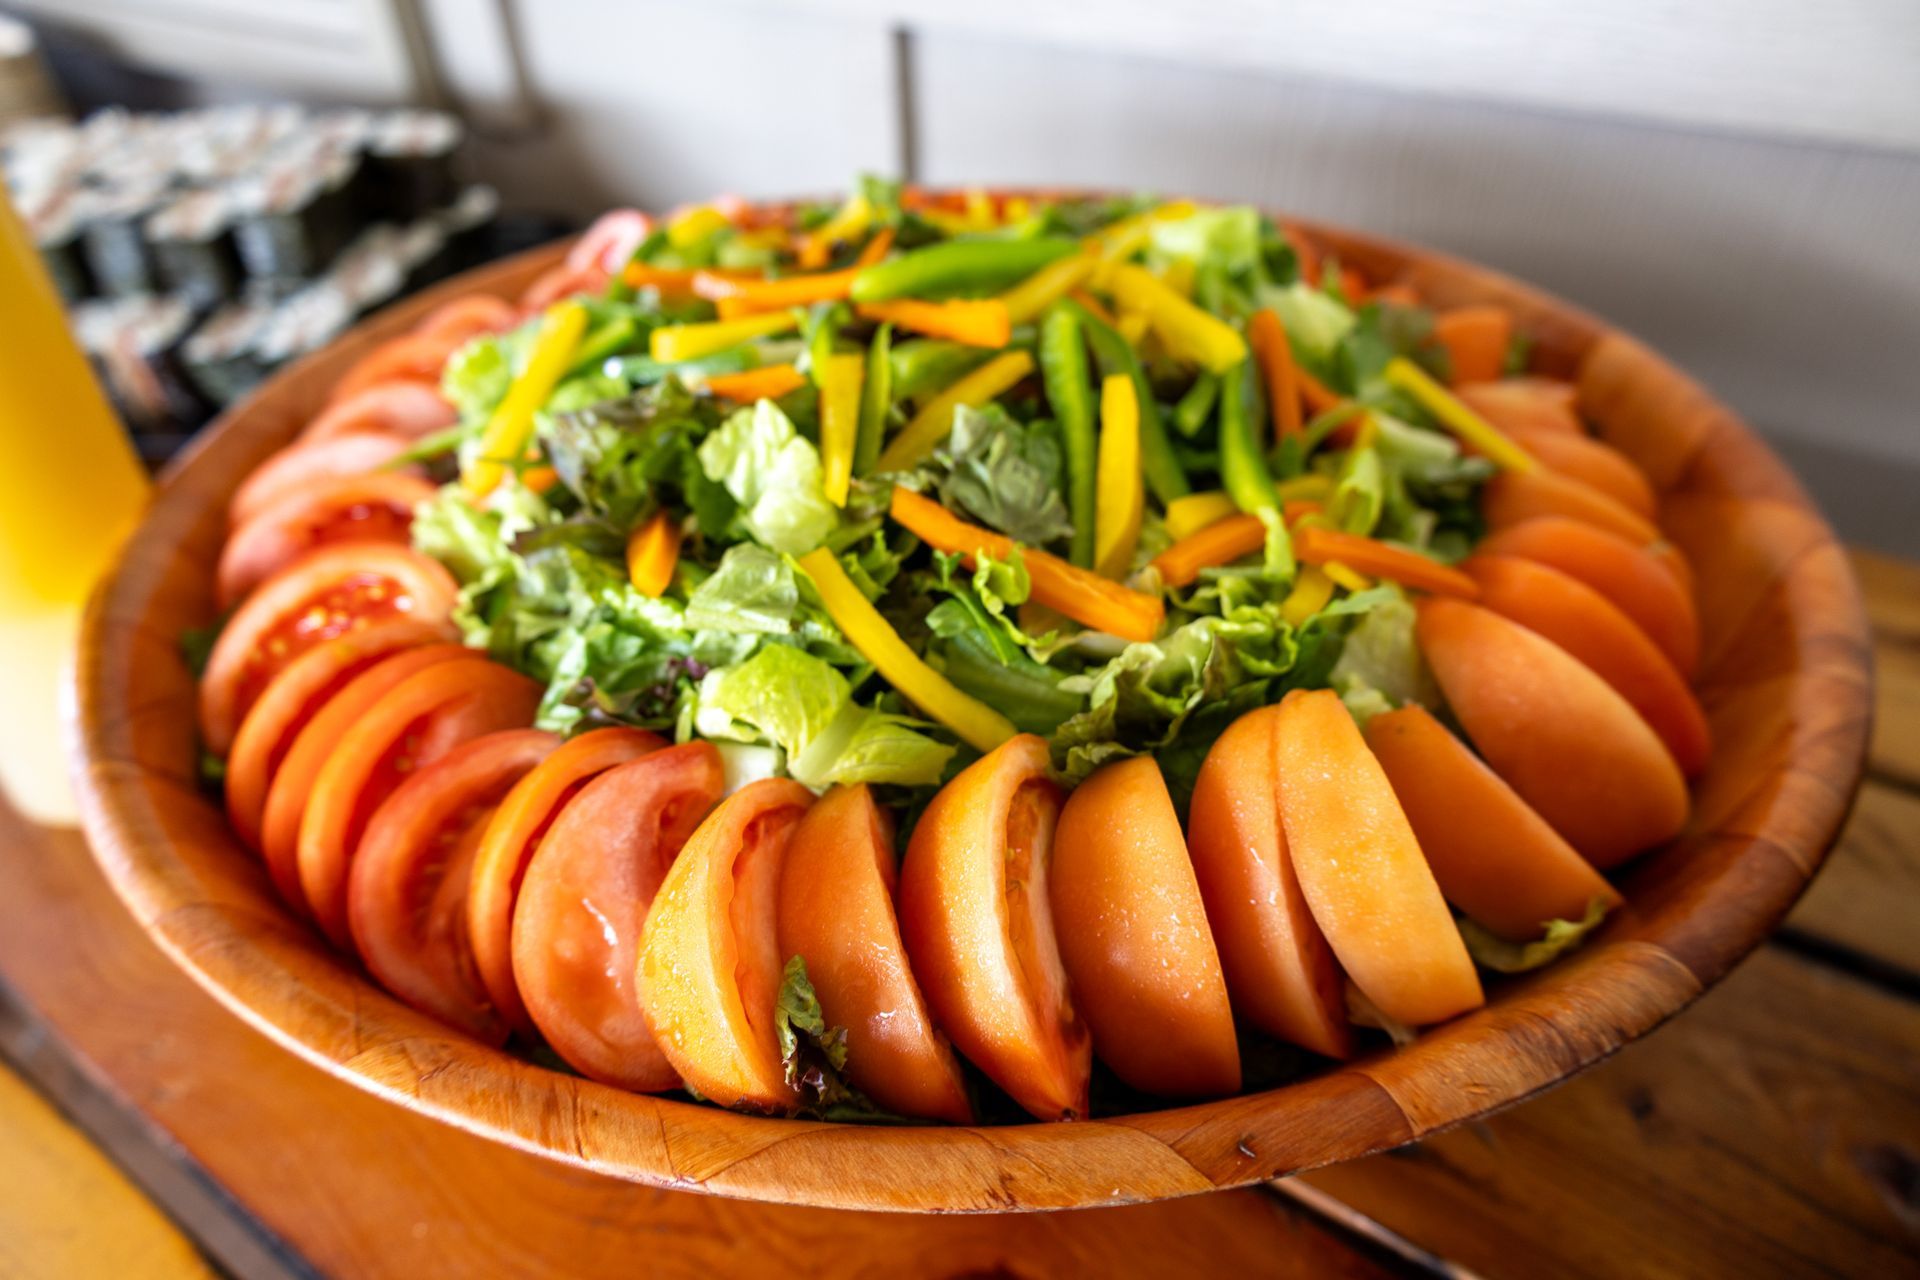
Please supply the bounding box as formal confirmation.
[1327,589,1440,716]
[698,399,840,553]
[1258,281,1355,367]
[932,404,1073,547]
[683,545,801,634]
[1458,899,1613,974]
[1148,205,1262,277]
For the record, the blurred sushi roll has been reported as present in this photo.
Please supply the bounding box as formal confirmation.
[329,225,410,318]
[181,293,278,408]
[72,294,209,433]
[433,184,500,275]
[146,187,242,307]
[229,143,363,283]
[78,179,168,299]
[252,281,354,370]
[23,187,94,303]
[362,110,463,222]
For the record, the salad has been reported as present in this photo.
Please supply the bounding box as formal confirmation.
[192,181,1706,1123]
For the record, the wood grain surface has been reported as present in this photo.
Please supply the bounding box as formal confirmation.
[65,204,1875,1211]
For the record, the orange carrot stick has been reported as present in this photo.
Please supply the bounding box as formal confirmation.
[1297,365,1343,416]
[1368,283,1421,308]
[856,298,1011,349]
[622,263,758,297]
[1283,222,1321,287]
[1150,513,1265,588]
[1433,306,1514,385]
[1248,309,1302,441]
[625,511,683,597]
[1291,525,1479,599]
[889,487,1163,642]
[701,363,807,402]
[855,227,896,267]
[694,266,858,310]
[1067,289,1119,327]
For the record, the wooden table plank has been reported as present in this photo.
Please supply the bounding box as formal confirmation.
[0,1061,216,1280]
[1783,779,1920,979]
[0,808,1395,1280]
[1852,549,1920,788]
[1292,946,1920,1279]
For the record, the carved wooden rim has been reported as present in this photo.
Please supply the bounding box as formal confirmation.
[70,199,1873,1213]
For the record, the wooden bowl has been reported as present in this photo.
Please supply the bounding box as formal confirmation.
[70,204,1873,1213]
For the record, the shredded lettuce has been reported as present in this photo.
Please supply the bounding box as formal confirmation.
[1458,899,1613,974]
[698,399,839,554]
[1258,281,1355,366]
[1328,589,1440,719]
[1149,205,1262,277]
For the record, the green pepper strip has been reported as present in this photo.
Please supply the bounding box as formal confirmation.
[1172,371,1219,438]
[853,322,892,477]
[849,237,1080,303]
[889,338,993,404]
[1038,305,1099,568]
[569,315,639,373]
[1218,357,1281,513]
[1065,300,1191,506]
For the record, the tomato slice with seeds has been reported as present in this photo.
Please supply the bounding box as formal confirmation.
[229,431,422,527]
[216,472,439,609]
[467,727,666,1038]
[348,728,559,1042]
[634,776,812,1111]
[260,644,474,916]
[513,742,724,1092]
[297,658,541,951]
[226,619,451,853]
[301,381,456,443]
[198,542,459,756]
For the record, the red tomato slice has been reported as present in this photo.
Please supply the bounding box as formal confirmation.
[409,294,519,346]
[331,332,473,406]
[512,742,724,1091]
[199,542,459,756]
[777,784,973,1123]
[635,777,813,1111]
[518,263,605,312]
[226,618,451,852]
[468,726,666,1038]
[567,209,652,274]
[348,728,559,1042]
[297,658,541,950]
[260,644,475,915]
[229,432,422,527]
[217,472,438,608]
[302,381,456,443]
[898,734,1091,1121]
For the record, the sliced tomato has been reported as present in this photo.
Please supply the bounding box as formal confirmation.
[198,542,459,756]
[1503,426,1656,518]
[409,294,519,346]
[635,777,813,1111]
[513,742,724,1091]
[1187,705,1352,1060]
[518,263,606,312]
[776,784,973,1123]
[331,332,473,406]
[217,472,438,608]
[348,728,558,1042]
[567,209,652,274]
[898,735,1090,1121]
[303,381,456,443]
[260,644,474,915]
[229,431,422,527]
[297,658,541,950]
[1455,378,1583,436]
[226,619,450,853]
[1051,757,1240,1099]
[468,727,665,1037]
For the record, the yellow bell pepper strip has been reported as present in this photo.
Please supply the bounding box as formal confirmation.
[1105,264,1246,373]
[1247,308,1303,441]
[795,192,872,270]
[797,547,1016,752]
[463,300,589,497]
[1280,565,1336,626]
[626,510,683,597]
[650,310,799,363]
[1066,300,1190,506]
[1037,306,1098,567]
[874,349,1034,473]
[853,323,892,477]
[997,248,1096,325]
[1151,513,1266,588]
[1163,490,1241,540]
[1321,560,1374,593]
[1384,357,1539,473]
[1089,199,1199,260]
[889,487,1165,643]
[1115,311,1150,347]
[855,298,1011,349]
[1292,524,1481,599]
[701,363,807,403]
[667,204,731,250]
[1161,258,1196,299]
[964,188,995,228]
[1094,374,1143,579]
[818,353,865,506]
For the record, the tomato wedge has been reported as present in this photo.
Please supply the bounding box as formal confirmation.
[567,209,653,275]
[259,645,474,913]
[226,618,451,852]
[198,542,459,756]
[899,735,1090,1121]
[777,785,973,1123]
[330,333,470,406]
[1052,757,1240,1099]
[297,657,541,950]
[1501,426,1656,519]
[302,381,457,443]
[637,778,813,1112]
[229,431,422,526]
[468,727,665,1037]
[1187,705,1352,1059]
[409,294,519,346]
[512,742,724,1091]
[1455,379,1582,437]
[216,472,438,608]
[348,729,558,1042]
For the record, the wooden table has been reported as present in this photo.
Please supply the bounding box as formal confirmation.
[2,548,1916,1280]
